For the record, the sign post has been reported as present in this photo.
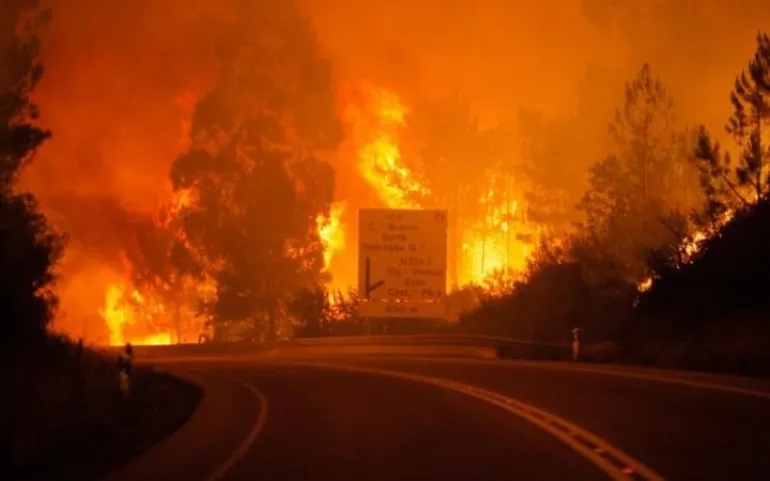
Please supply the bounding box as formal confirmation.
[358,209,448,319]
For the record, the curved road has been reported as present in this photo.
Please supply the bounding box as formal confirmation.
[104,354,770,481]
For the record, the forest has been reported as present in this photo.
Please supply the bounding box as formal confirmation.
[4,1,770,473]
[3,2,770,382]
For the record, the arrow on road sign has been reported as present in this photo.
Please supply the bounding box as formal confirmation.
[364,257,385,298]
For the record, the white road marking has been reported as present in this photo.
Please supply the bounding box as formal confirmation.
[266,360,665,481]
[497,361,770,401]
[336,356,770,401]
[204,376,269,481]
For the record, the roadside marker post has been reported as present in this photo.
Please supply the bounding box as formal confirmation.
[572,327,580,361]
[119,343,133,396]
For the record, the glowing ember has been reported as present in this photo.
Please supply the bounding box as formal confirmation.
[637,209,736,292]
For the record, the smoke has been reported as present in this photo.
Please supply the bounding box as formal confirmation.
[303,0,768,126]
[21,0,230,338]
[17,0,769,339]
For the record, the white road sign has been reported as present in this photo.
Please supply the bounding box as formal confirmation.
[357,208,448,319]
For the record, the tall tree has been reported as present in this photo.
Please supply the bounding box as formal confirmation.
[402,94,494,286]
[578,64,696,282]
[0,1,63,351]
[169,0,340,340]
[694,32,770,222]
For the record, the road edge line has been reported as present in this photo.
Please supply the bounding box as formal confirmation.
[270,360,664,481]
[499,361,770,401]
[204,376,269,481]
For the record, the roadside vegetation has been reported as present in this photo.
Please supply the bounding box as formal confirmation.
[0,3,200,477]
[288,33,770,377]
[458,32,770,375]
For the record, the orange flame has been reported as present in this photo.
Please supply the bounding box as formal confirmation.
[459,180,535,287]
[344,86,429,209]
[637,209,736,292]
[317,201,346,271]
[100,283,173,346]
[98,186,214,346]
[337,85,535,292]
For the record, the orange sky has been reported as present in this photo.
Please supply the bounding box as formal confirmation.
[26,0,770,206]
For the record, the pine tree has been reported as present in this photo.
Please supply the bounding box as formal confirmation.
[694,32,770,219]
[578,64,697,282]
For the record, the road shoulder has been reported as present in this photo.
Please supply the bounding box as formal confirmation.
[14,368,202,481]
[101,368,265,481]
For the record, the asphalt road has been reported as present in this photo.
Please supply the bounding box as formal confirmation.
[103,354,770,481]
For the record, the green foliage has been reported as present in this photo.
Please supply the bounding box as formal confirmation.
[169,0,341,338]
[0,1,63,351]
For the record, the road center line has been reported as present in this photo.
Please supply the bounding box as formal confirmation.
[266,360,664,481]
[204,376,269,481]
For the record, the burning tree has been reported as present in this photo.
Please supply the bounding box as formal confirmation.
[107,193,217,345]
[0,1,63,353]
[403,94,487,286]
[403,95,534,287]
[630,32,770,345]
[170,0,341,341]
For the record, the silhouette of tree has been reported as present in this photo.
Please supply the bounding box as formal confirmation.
[627,33,770,372]
[288,285,331,337]
[578,64,697,283]
[694,32,770,220]
[170,0,340,340]
[0,1,63,354]
[518,65,621,234]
